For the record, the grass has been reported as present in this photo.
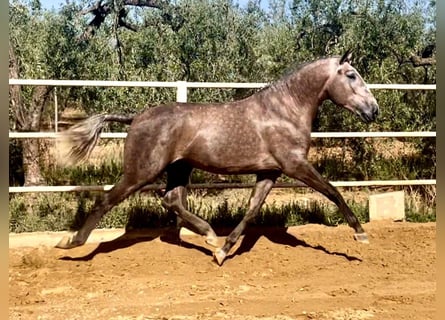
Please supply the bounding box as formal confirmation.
[9,186,435,233]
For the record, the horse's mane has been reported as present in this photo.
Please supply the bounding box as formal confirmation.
[256,55,341,94]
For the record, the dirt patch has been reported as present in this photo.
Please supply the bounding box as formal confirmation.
[9,221,435,320]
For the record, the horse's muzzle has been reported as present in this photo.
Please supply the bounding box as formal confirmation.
[358,102,379,123]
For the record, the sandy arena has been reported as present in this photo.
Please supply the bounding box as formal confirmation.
[9,221,436,320]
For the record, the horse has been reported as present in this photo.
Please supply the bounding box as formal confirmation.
[55,51,379,266]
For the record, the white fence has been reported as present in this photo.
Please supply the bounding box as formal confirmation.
[8,79,436,193]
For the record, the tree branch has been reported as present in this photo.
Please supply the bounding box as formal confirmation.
[79,0,169,40]
[118,8,139,32]
[389,45,436,69]
[409,55,436,67]
[122,0,164,9]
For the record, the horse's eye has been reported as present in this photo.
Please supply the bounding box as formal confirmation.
[346,72,356,80]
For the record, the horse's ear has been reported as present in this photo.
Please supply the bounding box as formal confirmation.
[340,50,353,64]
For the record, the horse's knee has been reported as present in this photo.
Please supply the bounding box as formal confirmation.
[161,194,174,210]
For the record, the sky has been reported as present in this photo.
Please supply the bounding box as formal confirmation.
[40,0,64,10]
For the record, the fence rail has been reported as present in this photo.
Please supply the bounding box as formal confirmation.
[8,79,436,103]
[8,179,437,194]
[9,79,436,193]
[8,79,437,89]
[7,131,437,139]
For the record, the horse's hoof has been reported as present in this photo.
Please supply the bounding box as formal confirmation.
[205,235,220,248]
[354,232,369,244]
[213,248,227,266]
[55,235,82,249]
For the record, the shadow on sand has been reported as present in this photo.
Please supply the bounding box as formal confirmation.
[226,227,362,262]
[58,226,362,263]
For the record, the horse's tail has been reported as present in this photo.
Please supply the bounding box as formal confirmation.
[56,114,134,165]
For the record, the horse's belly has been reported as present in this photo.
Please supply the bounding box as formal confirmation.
[187,150,279,174]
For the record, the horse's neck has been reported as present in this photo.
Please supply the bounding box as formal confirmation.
[247,59,333,125]
[283,62,332,123]
[248,83,316,133]
[288,61,332,107]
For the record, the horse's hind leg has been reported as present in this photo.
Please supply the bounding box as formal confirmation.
[214,171,279,265]
[162,162,219,247]
[163,187,219,247]
[55,176,146,249]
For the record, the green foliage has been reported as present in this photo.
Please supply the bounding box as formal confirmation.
[9,193,76,232]
[43,160,124,185]
[311,138,435,182]
[8,189,435,233]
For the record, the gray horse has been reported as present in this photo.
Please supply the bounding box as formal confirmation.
[56,51,379,266]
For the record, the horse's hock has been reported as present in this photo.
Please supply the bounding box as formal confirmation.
[369,191,405,221]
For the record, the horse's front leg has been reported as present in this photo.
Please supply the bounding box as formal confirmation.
[214,172,279,266]
[283,158,369,243]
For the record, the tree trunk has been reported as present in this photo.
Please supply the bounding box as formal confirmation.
[21,139,45,186]
[9,42,52,186]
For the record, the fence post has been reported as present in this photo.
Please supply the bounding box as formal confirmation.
[54,87,58,132]
[176,81,187,102]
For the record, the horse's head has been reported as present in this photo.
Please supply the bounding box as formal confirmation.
[325,51,379,123]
